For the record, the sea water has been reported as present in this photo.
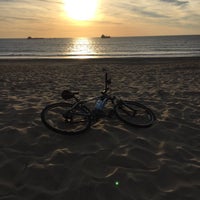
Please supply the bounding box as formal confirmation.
[0,35,199,59]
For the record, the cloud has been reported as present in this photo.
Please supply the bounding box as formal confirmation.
[131,7,168,19]
[0,0,62,21]
[160,0,189,6]
[102,1,169,21]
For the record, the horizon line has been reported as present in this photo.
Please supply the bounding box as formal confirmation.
[0,34,200,39]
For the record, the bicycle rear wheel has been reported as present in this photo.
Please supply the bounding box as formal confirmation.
[41,102,91,135]
[115,101,155,127]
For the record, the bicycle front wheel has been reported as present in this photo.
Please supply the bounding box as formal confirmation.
[41,102,91,135]
[115,101,155,127]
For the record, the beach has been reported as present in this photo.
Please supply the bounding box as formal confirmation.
[0,57,200,199]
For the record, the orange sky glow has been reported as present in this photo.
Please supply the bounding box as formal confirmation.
[0,0,199,38]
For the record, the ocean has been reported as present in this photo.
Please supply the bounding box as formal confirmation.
[0,35,200,59]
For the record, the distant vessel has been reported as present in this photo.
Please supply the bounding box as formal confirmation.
[101,34,110,38]
[27,36,44,39]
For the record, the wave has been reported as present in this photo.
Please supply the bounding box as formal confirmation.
[0,51,200,59]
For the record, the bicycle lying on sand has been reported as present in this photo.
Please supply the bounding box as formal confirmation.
[41,72,156,135]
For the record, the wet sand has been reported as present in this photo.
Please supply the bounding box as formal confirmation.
[0,57,200,199]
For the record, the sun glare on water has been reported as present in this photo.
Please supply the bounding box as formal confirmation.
[64,0,99,21]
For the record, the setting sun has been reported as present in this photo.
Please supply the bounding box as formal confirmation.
[64,0,99,21]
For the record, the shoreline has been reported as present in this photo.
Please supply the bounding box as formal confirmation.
[0,56,200,63]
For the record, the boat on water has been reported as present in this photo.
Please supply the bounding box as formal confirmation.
[27,36,44,39]
[101,34,111,38]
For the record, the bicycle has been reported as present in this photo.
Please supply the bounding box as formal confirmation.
[41,72,156,135]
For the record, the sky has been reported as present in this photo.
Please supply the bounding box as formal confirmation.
[0,0,199,38]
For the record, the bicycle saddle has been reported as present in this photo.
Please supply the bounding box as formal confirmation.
[61,90,78,100]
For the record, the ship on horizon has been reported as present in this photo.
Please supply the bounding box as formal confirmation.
[27,36,44,39]
[101,34,111,38]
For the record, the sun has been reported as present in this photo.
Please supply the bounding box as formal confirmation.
[64,0,99,21]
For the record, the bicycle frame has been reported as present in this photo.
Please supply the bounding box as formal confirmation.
[71,93,115,112]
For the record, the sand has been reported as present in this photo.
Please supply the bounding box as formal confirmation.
[0,57,200,200]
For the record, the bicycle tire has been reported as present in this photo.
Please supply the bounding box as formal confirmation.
[41,102,91,135]
[115,101,155,127]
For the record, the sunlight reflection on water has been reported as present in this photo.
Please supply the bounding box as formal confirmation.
[69,38,96,57]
